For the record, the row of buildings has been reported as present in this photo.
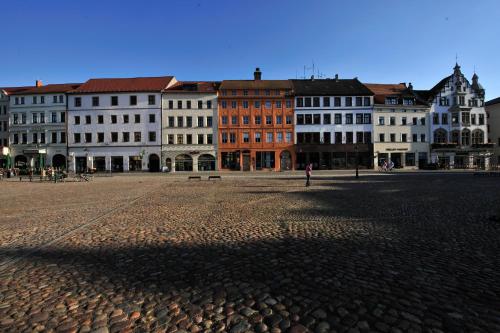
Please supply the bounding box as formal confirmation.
[0,64,497,172]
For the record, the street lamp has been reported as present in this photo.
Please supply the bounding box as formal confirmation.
[355,143,359,179]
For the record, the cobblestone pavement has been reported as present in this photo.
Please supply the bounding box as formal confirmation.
[0,174,500,333]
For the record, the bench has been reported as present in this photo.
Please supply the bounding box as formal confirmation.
[188,176,201,180]
[208,175,221,180]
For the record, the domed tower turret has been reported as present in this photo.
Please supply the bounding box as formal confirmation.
[471,72,485,98]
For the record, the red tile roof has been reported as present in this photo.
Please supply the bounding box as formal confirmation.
[165,81,220,93]
[1,86,36,94]
[365,83,427,106]
[9,83,82,95]
[220,80,293,90]
[70,76,175,94]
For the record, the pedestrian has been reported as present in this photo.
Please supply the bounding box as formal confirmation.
[305,163,312,187]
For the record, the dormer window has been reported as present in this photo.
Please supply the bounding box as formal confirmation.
[386,97,398,105]
[403,98,414,105]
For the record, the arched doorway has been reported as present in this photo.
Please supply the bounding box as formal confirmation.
[198,154,215,171]
[165,158,172,172]
[14,155,27,167]
[52,154,66,169]
[148,154,160,172]
[175,154,193,171]
[280,151,292,171]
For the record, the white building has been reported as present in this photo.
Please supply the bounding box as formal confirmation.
[366,83,430,169]
[162,81,219,172]
[417,64,491,168]
[291,77,374,169]
[485,97,500,165]
[67,76,176,173]
[8,82,80,169]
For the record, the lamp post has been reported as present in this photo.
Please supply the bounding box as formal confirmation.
[355,143,359,179]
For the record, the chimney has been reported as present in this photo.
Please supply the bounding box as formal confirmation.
[36,80,43,87]
[254,68,262,80]
[408,82,413,90]
[335,74,339,82]
[311,75,315,81]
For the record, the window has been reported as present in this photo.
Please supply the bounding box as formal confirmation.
[461,112,470,125]
[231,116,238,125]
[186,134,192,144]
[52,112,57,123]
[197,116,204,127]
[276,101,282,108]
[168,100,174,109]
[33,97,38,104]
[390,117,396,125]
[334,114,342,124]
[230,132,236,143]
[97,115,104,124]
[286,132,292,143]
[296,98,304,107]
[14,97,19,105]
[32,133,38,144]
[305,97,312,107]
[177,116,183,127]
[178,100,183,109]
[222,90,227,96]
[12,134,18,144]
[221,101,227,109]
[21,97,25,104]
[413,134,418,142]
[33,113,38,124]
[386,97,398,105]
[305,114,312,125]
[356,114,363,124]
[231,101,237,109]
[378,116,385,125]
[167,134,174,144]
[21,113,27,124]
[232,90,237,96]
[296,114,304,125]
[92,96,99,107]
[243,101,249,108]
[167,116,174,127]
[207,116,213,127]
[276,115,283,124]
[334,97,341,107]
[403,98,414,105]
[51,132,57,143]
[356,132,363,143]
[390,133,396,142]
[148,95,155,105]
[346,132,353,144]
[243,116,249,125]
[439,97,449,106]
[111,96,118,106]
[186,116,192,127]
[479,114,485,125]
[85,133,92,143]
[207,134,213,144]
[59,95,63,103]
[471,114,476,125]
[198,100,203,109]
[364,97,371,106]
[286,100,292,108]
[243,90,249,96]
[364,132,371,143]
[412,117,418,125]
[60,132,66,144]
[345,114,353,124]
[207,100,212,109]
[420,118,426,125]
[255,101,261,108]
[266,116,272,125]
[356,97,362,106]
[22,133,27,144]
[346,97,352,107]
[254,90,259,96]
[363,114,371,124]
[53,96,57,103]
[149,132,156,142]
[313,97,320,107]
[134,132,141,142]
[243,132,249,143]
[222,116,228,125]
[13,114,18,124]
[112,132,119,142]
[433,113,439,125]
[85,115,91,124]
[265,101,272,109]
[135,114,140,123]
[130,95,137,106]
[277,132,283,143]
[402,134,407,142]
[74,133,81,143]
[221,132,228,143]
[421,134,426,142]
[266,132,273,143]
[110,115,116,124]
[323,97,330,107]
[286,116,292,124]
[255,132,261,143]
[97,132,104,143]
[472,130,484,144]
[401,117,407,125]
[255,115,261,125]
[74,97,82,107]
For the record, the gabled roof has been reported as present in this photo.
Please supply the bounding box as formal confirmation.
[365,83,428,106]
[291,78,373,96]
[486,97,500,107]
[70,76,175,94]
[9,83,82,95]
[0,86,35,94]
[165,81,220,93]
[219,80,292,90]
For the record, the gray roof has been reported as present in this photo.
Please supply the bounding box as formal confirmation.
[291,78,373,96]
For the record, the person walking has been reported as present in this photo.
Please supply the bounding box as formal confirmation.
[305,163,312,187]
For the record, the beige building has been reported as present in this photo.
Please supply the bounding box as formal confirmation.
[486,97,500,165]
[162,82,219,172]
[366,83,430,169]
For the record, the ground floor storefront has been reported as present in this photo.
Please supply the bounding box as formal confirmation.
[295,144,372,170]
[218,149,295,171]
[162,147,217,172]
[10,146,68,171]
[68,146,161,173]
[430,144,494,169]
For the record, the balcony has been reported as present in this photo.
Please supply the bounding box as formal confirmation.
[431,143,458,150]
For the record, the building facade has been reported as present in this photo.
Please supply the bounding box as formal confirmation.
[366,83,430,169]
[291,77,374,169]
[67,76,176,173]
[485,97,500,165]
[416,64,491,168]
[162,81,219,172]
[218,68,295,171]
[8,82,80,170]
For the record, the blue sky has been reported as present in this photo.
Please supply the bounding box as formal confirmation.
[1,0,499,99]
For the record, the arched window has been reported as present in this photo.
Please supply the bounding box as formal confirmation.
[461,129,471,146]
[472,130,484,145]
[433,129,448,143]
[450,130,460,144]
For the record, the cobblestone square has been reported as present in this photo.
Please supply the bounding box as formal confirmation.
[0,173,499,333]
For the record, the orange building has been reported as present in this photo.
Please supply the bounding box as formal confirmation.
[218,68,295,171]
